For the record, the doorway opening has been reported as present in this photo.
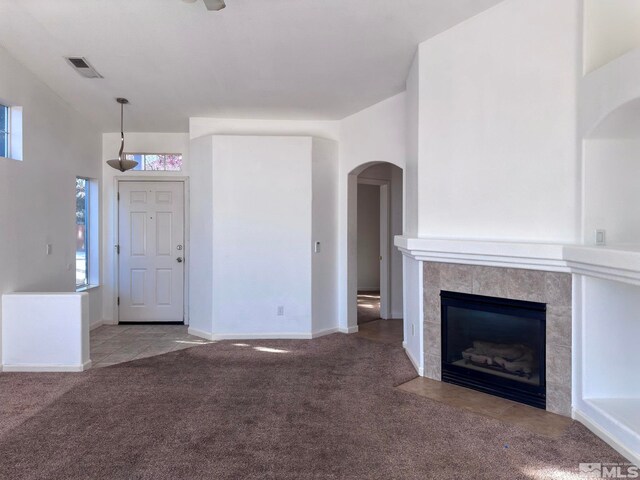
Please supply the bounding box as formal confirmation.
[348,162,403,345]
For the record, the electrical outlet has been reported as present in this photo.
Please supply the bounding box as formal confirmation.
[595,229,606,246]
[277,306,284,316]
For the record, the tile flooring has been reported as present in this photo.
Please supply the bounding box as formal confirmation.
[90,325,213,368]
[355,318,404,345]
[397,377,572,438]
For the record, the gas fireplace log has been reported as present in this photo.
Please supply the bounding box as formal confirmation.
[461,351,493,365]
[471,341,532,361]
[461,341,536,377]
[494,356,534,375]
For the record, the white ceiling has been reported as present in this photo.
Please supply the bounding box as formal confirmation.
[0,0,502,132]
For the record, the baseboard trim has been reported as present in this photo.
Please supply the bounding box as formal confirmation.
[91,320,118,330]
[90,320,107,330]
[404,345,424,376]
[189,328,343,341]
[311,327,339,338]
[187,327,215,340]
[573,408,640,467]
[339,326,359,334]
[3,360,91,373]
[210,332,313,340]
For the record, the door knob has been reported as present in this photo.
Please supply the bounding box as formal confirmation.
[177,257,183,263]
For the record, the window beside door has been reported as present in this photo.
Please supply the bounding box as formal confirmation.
[76,177,99,290]
[0,103,23,161]
[76,178,90,288]
[124,153,183,171]
[0,104,8,158]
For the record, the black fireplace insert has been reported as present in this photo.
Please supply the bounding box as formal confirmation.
[440,290,546,409]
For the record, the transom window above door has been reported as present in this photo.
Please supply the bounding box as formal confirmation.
[124,153,183,171]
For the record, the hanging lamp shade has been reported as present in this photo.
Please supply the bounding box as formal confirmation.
[106,98,138,172]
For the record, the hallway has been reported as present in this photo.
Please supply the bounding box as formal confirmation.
[357,291,381,325]
[357,291,403,345]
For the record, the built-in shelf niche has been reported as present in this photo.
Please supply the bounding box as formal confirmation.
[574,276,640,464]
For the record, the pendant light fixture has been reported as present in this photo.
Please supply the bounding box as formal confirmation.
[106,98,138,172]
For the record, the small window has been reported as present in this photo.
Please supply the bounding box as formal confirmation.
[76,178,90,289]
[0,103,23,161]
[124,153,183,172]
[0,104,8,158]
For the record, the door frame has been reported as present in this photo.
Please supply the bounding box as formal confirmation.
[357,177,391,320]
[113,176,190,325]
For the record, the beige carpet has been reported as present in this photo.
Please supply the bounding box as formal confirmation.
[0,334,627,479]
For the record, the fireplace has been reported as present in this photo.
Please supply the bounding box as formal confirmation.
[441,291,546,409]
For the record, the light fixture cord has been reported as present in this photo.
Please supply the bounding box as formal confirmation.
[118,102,125,170]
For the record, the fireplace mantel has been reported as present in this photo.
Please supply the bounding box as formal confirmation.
[396,236,640,287]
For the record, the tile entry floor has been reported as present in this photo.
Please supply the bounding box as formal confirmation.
[90,325,213,368]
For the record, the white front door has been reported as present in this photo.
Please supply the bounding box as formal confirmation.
[118,181,185,323]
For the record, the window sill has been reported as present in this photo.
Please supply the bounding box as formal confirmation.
[76,284,100,292]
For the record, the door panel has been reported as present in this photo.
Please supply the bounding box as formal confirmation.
[118,181,185,322]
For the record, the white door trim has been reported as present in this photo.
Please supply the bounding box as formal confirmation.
[113,176,190,325]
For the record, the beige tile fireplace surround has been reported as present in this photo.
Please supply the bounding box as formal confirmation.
[422,262,572,416]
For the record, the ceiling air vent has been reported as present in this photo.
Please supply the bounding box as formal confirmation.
[65,57,103,79]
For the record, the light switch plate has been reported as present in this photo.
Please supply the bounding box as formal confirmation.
[595,229,606,246]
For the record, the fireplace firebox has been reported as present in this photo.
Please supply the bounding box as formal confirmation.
[440,291,546,409]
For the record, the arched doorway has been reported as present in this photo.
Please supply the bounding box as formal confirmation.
[347,161,404,344]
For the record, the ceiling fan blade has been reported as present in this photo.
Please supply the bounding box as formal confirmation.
[202,0,226,10]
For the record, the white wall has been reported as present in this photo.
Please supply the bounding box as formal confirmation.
[0,45,102,360]
[339,93,406,329]
[416,0,580,243]
[188,135,214,337]
[200,136,314,337]
[405,51,420,238]
[403,256,423,375]
[188,96,407,334]
[357,184,380,291]
[311,138,339,335]
[583,139,640,246]
[189,134,338,339]
[2,292,89,371]
[100,132,190,324]
[389,165,403,318]
[584,0,640,74]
